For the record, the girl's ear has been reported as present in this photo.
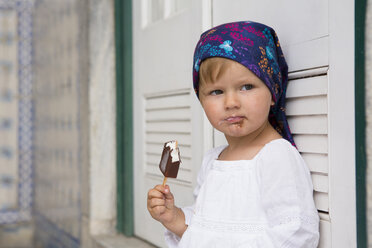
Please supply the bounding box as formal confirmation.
[271,99,275,106]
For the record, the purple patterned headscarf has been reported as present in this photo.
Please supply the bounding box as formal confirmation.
[193,21,295,147]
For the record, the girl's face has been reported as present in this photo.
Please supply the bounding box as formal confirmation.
[199,58,274,139]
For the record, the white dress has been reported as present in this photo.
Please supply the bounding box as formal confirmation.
[165,139,320,248]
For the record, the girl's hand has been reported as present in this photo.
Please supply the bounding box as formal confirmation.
[147,184,176,224]
[147,184,187,237]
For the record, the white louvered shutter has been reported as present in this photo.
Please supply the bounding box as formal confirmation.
[133,1,207,247]
[287,67,331,246]
[144,90,193,186]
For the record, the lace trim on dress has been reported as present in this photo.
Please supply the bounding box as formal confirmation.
[271,213,319,226]
[191,215,267,233]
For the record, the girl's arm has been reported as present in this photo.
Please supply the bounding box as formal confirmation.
[147,184,188,237]
[148,146,220,242]
[257,141,319,247]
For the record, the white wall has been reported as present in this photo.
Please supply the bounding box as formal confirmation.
[87,0,117,237]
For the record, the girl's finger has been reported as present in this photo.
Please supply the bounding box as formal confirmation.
[147,188,165,199]
[148,198,165,208]
[152,205,166,215]
[163,185,174,200]
[154,184,166,192]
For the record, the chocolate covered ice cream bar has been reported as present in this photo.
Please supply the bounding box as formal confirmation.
[159,140,181,185]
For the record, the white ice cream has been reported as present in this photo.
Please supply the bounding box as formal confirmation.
[166,140,180,163]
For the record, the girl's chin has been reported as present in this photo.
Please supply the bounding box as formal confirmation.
[225,132,248,138]
[218,126,250,138]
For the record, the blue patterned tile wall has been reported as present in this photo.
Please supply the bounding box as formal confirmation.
[0,0,33,225]
[33,0,84,247]
[0,0,88,246]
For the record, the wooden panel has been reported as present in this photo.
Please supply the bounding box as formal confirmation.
[146,132,192,146]
[311,173,329,193]
[314,192,329,212]
[319,212,330,221]
[288,67,328,80]
[302,153,328,174]
[146,121,191,133]
[287,75,328,98]
[212,0,328,44]
[288,115,327,134]
[285,74,330,222]
[284,36,329,72]
[212,0,329,72]
[318,220,331,248]
[145,92,190,109]
[286,95,327,116]
[146,107,191,122]
[294,134,328,154]
[145,91,193,185]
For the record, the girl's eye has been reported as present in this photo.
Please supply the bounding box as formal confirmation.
[241,84,253,91]
[210,89,223,95]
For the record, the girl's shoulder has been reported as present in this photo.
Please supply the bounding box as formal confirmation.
[260,138,299,158]
[201,138,297,163]
[202,144,228,163]
[257,138,309,176]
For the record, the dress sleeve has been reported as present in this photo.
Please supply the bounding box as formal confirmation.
[164,146,223,247]
[254,141,320,248]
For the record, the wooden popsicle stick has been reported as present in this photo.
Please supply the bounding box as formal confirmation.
[162,177,168,186]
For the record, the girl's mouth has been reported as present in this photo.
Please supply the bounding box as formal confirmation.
[217,116,245,126]
[218,116,245,125]
[225,116,244,123]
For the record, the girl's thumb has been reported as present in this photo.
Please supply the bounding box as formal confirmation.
[163,185,173,200]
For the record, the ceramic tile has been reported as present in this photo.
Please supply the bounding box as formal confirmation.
[0,222,34,247]
[0,0,33,225]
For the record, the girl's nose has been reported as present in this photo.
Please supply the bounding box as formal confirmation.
[224,92,240,109]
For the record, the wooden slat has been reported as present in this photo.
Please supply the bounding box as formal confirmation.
[146,107,191,122]
[286,95,327,116]
[294,134,328,154]
[302,153,328,174]
[146,143,192,158]
[146,120,191,133]
[287,115,327,134]
[311,173,329,193]
[318,212,330,221]
[314,192,329,212]
[146,154,163,166]
[288,67,328,80]
[318,220,331,248]
[146,93,190,110]
[287,75,328,98]
[146,133,191,146]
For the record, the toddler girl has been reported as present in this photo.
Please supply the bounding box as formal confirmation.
[147,21,319,247]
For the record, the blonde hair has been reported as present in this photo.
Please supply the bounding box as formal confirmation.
[199,57,233,86]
